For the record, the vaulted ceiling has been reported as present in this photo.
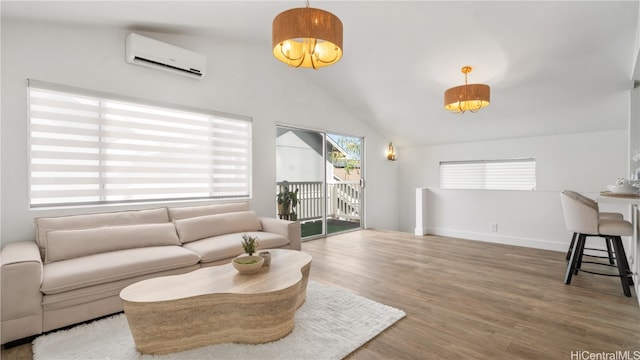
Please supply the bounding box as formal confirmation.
[3,1,638,146]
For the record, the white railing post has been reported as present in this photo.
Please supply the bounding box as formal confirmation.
[331,184,338,218]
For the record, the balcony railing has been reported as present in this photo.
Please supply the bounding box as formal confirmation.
[276,181,360,222]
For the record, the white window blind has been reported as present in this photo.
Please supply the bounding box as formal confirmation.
[440,158,536,190]
[28,80,252,208]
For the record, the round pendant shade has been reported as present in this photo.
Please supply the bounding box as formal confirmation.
[272,7,343,69]
[444,83,491,113]
[444,66,490,113]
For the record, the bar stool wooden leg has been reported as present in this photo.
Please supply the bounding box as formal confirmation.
[574,234,587,275]
[611,236,632,297]
[566,232,577,261]
[605,238,615,265]
[611,236,634,288]
[619,249,634,286]
[605,236,634,286]
[565,233,584,284]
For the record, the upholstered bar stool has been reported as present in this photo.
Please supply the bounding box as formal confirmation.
[560,190,633,297]
[563,190,623,262]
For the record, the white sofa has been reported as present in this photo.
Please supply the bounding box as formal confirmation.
[0,202,301,344]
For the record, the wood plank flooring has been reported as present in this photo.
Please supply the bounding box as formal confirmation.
[3,229,639,360]
[304,230,640,359]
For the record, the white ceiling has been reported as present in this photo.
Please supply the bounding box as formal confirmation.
[3,1,639,146]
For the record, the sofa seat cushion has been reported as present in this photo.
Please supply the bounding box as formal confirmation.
[41,246,200,295]
[173,211,262,244]
[41,264,199,311]
[44,223,180,264]
[182,231,290,263]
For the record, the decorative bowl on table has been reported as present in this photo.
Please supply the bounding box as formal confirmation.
[606,184,638,194]
[232,255,264,274]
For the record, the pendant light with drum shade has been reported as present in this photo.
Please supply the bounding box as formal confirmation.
[272,0,343,69]
[444,66,490,113]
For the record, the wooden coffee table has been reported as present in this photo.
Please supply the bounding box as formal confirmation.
[120,249,312,355]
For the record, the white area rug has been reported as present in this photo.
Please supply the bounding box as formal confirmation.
[33,281,406,360]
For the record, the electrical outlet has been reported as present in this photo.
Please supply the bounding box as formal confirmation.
[490,223,498,232]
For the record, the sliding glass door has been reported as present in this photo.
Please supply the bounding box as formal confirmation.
[276,126,363,239]
[326,133,363,235]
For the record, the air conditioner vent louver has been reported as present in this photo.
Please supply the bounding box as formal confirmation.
[132,56,203,76]
[126,33,206,79]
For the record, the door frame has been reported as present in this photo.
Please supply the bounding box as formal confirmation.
[275,125,364,240]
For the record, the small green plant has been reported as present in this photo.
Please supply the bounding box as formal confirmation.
[241,233,259,255]
[234,258,259,265]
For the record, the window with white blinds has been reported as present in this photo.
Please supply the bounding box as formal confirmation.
[439,158,536,190]
[28,80,252,208]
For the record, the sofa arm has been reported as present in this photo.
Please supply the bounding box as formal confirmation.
[1,241,44,344]
[259,217,301,251]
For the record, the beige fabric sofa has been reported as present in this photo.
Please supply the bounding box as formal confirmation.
[0,202,301,344]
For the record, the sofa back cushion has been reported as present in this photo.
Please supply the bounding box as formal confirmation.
[44,222,180,264]
[35,207,169,259]
[168,202,251,221]
[173,211,262,244]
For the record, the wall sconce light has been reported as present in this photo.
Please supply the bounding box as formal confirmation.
[386,143,397,161]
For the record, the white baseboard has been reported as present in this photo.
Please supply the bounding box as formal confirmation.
[426,228,567,252]
[414,227,428,236]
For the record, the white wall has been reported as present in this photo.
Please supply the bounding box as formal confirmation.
[0,19,399,245]
[399,130,629,251]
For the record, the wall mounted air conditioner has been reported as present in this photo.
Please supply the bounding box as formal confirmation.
[125,33,206,79]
